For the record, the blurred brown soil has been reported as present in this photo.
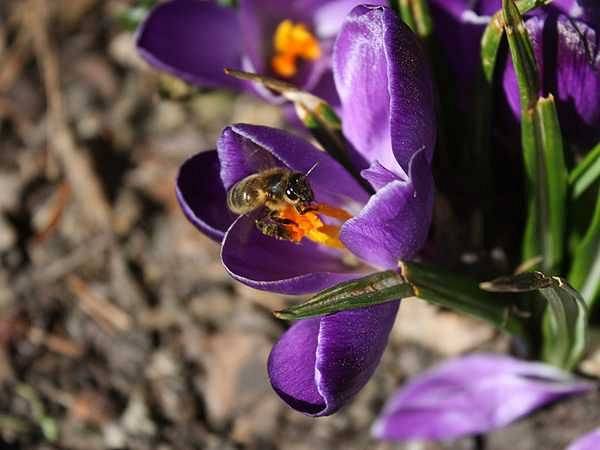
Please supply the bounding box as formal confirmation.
[0,1,598,449]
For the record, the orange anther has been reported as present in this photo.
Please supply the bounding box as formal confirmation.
[275,203,351,249]
[271,20,321,78]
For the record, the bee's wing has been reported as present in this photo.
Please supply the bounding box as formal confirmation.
[244,145,281,172]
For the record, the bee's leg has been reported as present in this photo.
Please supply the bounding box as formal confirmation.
[255,211,298,242]
[295,203,316,215]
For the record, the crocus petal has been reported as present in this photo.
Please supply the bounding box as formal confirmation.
[373,354,593,441]
[567,429,600,450]
[333,5,435,171]
[268,300,400,416]
[314,0,386,39]
[176,150,235,242]
[502,14,600,147]
[340,149,434,269]
[136,0,244,90]
[221,214,362,294]
[217,124,369,206]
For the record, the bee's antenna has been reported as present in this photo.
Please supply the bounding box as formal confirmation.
[305,162,319,177]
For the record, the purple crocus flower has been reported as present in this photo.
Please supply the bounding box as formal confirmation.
[430,0,600,147]
[136,0,384,103]
[176,5,435,415]
[568,429,600,450]
[373,353,594,441]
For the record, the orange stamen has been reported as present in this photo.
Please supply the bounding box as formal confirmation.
[276,203,352,249]
[315,203,353,221]
[271,19,321,78]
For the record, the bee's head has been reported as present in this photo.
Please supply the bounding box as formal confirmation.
[285,173,314,212]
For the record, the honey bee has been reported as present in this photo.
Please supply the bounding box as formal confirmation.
[227,166,316,241]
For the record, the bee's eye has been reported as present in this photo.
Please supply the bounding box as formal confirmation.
[285,188,299,202]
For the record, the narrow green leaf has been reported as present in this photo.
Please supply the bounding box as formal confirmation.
[502,0,567,272]
[390,0,432,38]
[480,0,549,83]
[569,142,600,199]
[412,0,433,38]
[502,0,539,108]
[480,271,554,292]
[521,97,568,271]
[274,270,415,320]
[393,0,417,31]
[276,263,529,338]
[534,96,568,270]
[541,280,588,370]
[568,194,600,308]
[482,271,588,369]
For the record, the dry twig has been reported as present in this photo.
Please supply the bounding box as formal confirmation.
[28,326,83,358]
[67,274,131,334]
[27,0,112,229]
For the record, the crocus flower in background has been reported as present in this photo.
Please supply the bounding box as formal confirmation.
[136,0,384,104]
[430,0,600,148]
[176,5,435,415]
[567,429,600,450]
[373,353,593,441]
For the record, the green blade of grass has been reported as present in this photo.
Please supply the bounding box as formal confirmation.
[568,194,600,308]
[569,142,600,199]
[482,271,588,370]
[390,0,432,38]
[502,0,567,272]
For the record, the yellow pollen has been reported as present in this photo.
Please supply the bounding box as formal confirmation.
[277,203,352,249]
[271,19,321,78]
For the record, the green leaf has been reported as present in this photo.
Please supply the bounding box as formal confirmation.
[276,263,528,338]
[533,96,568,271]
[482,271,588,370]
[502,0,567,272]
[569,142,600,199]
[502,0,539,107]
[480,0,549,84]
[392,0,417,31]
[119,0,158,31]
[223,68,373,194]
[520,97,568,271]
[541,280,587,370]
[412,0,433,38]
[480,270,554,292]
[274,270,415,320]
[568,193,600,308]
[390,0,432,38]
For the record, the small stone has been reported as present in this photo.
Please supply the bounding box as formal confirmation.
[0,215,16,251]
[109,32,146,70]
[197,331,272,428]
[121,389,156,437]
[580,346,600,378]
[103,422,127,449]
